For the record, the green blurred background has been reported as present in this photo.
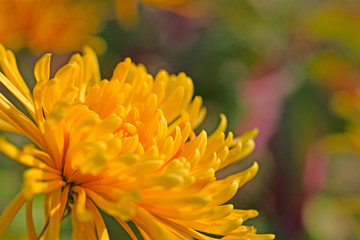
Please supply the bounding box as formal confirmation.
[1,0,360,239]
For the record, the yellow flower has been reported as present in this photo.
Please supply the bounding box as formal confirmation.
[0,44,274,240]
[0,0,104,52]
[0,0,200,52]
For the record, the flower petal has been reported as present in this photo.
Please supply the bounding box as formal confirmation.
[26,199,37,240]
[0,192,26,237]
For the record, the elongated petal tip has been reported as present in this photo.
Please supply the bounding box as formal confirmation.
[34,53,52,82]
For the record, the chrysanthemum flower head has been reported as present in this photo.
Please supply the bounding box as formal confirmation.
[0,0,104,52]
[0,43,274,240]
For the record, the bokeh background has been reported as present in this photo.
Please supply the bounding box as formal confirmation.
[1,0,360,239]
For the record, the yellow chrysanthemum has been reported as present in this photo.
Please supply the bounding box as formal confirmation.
[0,44,274,240]
[0,0,104,52]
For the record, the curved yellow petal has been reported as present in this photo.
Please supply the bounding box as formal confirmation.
[26,199,38,240]
[0,192,26,238]
[87,199,110,240]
